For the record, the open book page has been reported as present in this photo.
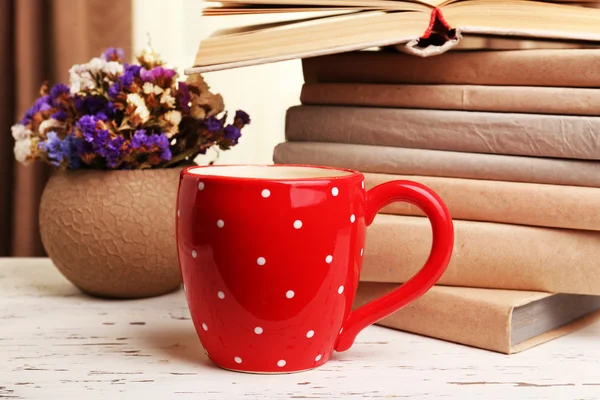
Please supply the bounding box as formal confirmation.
[443,1,600,39]
[190,11,430,70]
[207,0,438,7]
[208,10,366,36]
[203,6,375,15]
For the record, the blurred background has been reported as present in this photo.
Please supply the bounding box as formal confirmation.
[0,0,304,257]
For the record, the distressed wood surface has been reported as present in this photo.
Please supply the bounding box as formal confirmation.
[1,258,599,399]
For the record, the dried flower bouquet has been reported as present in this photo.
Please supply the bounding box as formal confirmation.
[12,47,250,170]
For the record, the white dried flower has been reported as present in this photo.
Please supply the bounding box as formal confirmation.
[103,61,124,76]
[11,124,31,141]
[164,110,182,126]
[143,82,163,95]
[127,93,150,124]
[87,57,107,74]
[69,67,95,94]
[13,138,32,164]
[160,88,176,108]
[38,119,62,134]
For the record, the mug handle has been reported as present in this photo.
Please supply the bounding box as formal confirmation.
[335,180,454,352]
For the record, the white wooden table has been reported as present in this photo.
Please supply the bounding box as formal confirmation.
[1,258,599,399]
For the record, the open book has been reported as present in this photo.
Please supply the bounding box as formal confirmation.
[186,0,600,73]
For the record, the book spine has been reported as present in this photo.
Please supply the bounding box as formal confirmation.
[362,172,600,231]
[285,105,600,160]
[272,141,600,188]
[301,50,600,87]
[361,214,600,295]
[354,283,512,353]
[300,83,600,116]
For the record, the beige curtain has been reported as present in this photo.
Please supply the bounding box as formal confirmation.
[0,0,132,256]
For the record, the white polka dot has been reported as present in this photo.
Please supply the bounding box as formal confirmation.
[234,356,242,364]
[261,189,271,198]
[198,182,205,191]
[350,214,356,223]
[177,209,180,218]
[254,327,263,335]
[217,291,225,299]
[325,255,333,264]
[360,248,364,256]
[217,220,224,228]
[331,187,339,196]
[338,286,344,294]
[306,330,314,338]
[340,328,344,334]
[286,290,295,299]
[293,220,303,229]
[362,181,365,189]
[277,360,286,367]
[315,354,322,362]
[192,250,197,258]
[257,257,266,266]
[202,323,208,331]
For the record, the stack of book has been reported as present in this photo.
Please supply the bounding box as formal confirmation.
[187,0,600,354]
[272,48,600,354]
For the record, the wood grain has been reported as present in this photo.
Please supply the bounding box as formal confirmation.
[1,258,599,399]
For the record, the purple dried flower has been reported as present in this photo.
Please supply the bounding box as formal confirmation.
[156,133,170,150]
[160,147,172,161]
[38,131,80,168]
[177,82,191,113]
[61,135,82,169]
[108,82,121,98]
[96,112,109,121]
[140,66,177,82]
[74,96,104,115]
[205,116,221,132]
[50,84,69,102]
[21,95,52,124]
[77,115,98,135]
[131,129,147,149]
[38,131,63,166]
[51,110,69,121]
[145,133,158,147]
[102,47,125,62]
[235,110,251,125]
[224,125,241,143]
[107,101,118,114]
[121,64,141,88]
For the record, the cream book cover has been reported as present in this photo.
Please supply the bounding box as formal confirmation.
[354,283,600,354]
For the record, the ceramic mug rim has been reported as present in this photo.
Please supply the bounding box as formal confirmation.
[181,164,363,182]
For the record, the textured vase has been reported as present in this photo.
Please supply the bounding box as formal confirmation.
[39,168,184,298]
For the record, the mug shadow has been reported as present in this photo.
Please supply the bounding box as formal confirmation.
[137,324,216,369]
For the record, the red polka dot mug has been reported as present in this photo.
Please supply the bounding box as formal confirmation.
[176,164,454,374]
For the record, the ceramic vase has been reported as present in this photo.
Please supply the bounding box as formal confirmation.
[39,168,184,298]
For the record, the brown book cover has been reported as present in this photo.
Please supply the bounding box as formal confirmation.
[300,83,600,116]
[360,214,600,295]
[273,141,600,188]
[285,105,600,160]
[361,172,600,231]
[301,49,600,87]
[186,2,600,73]
[354,283,600,354]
